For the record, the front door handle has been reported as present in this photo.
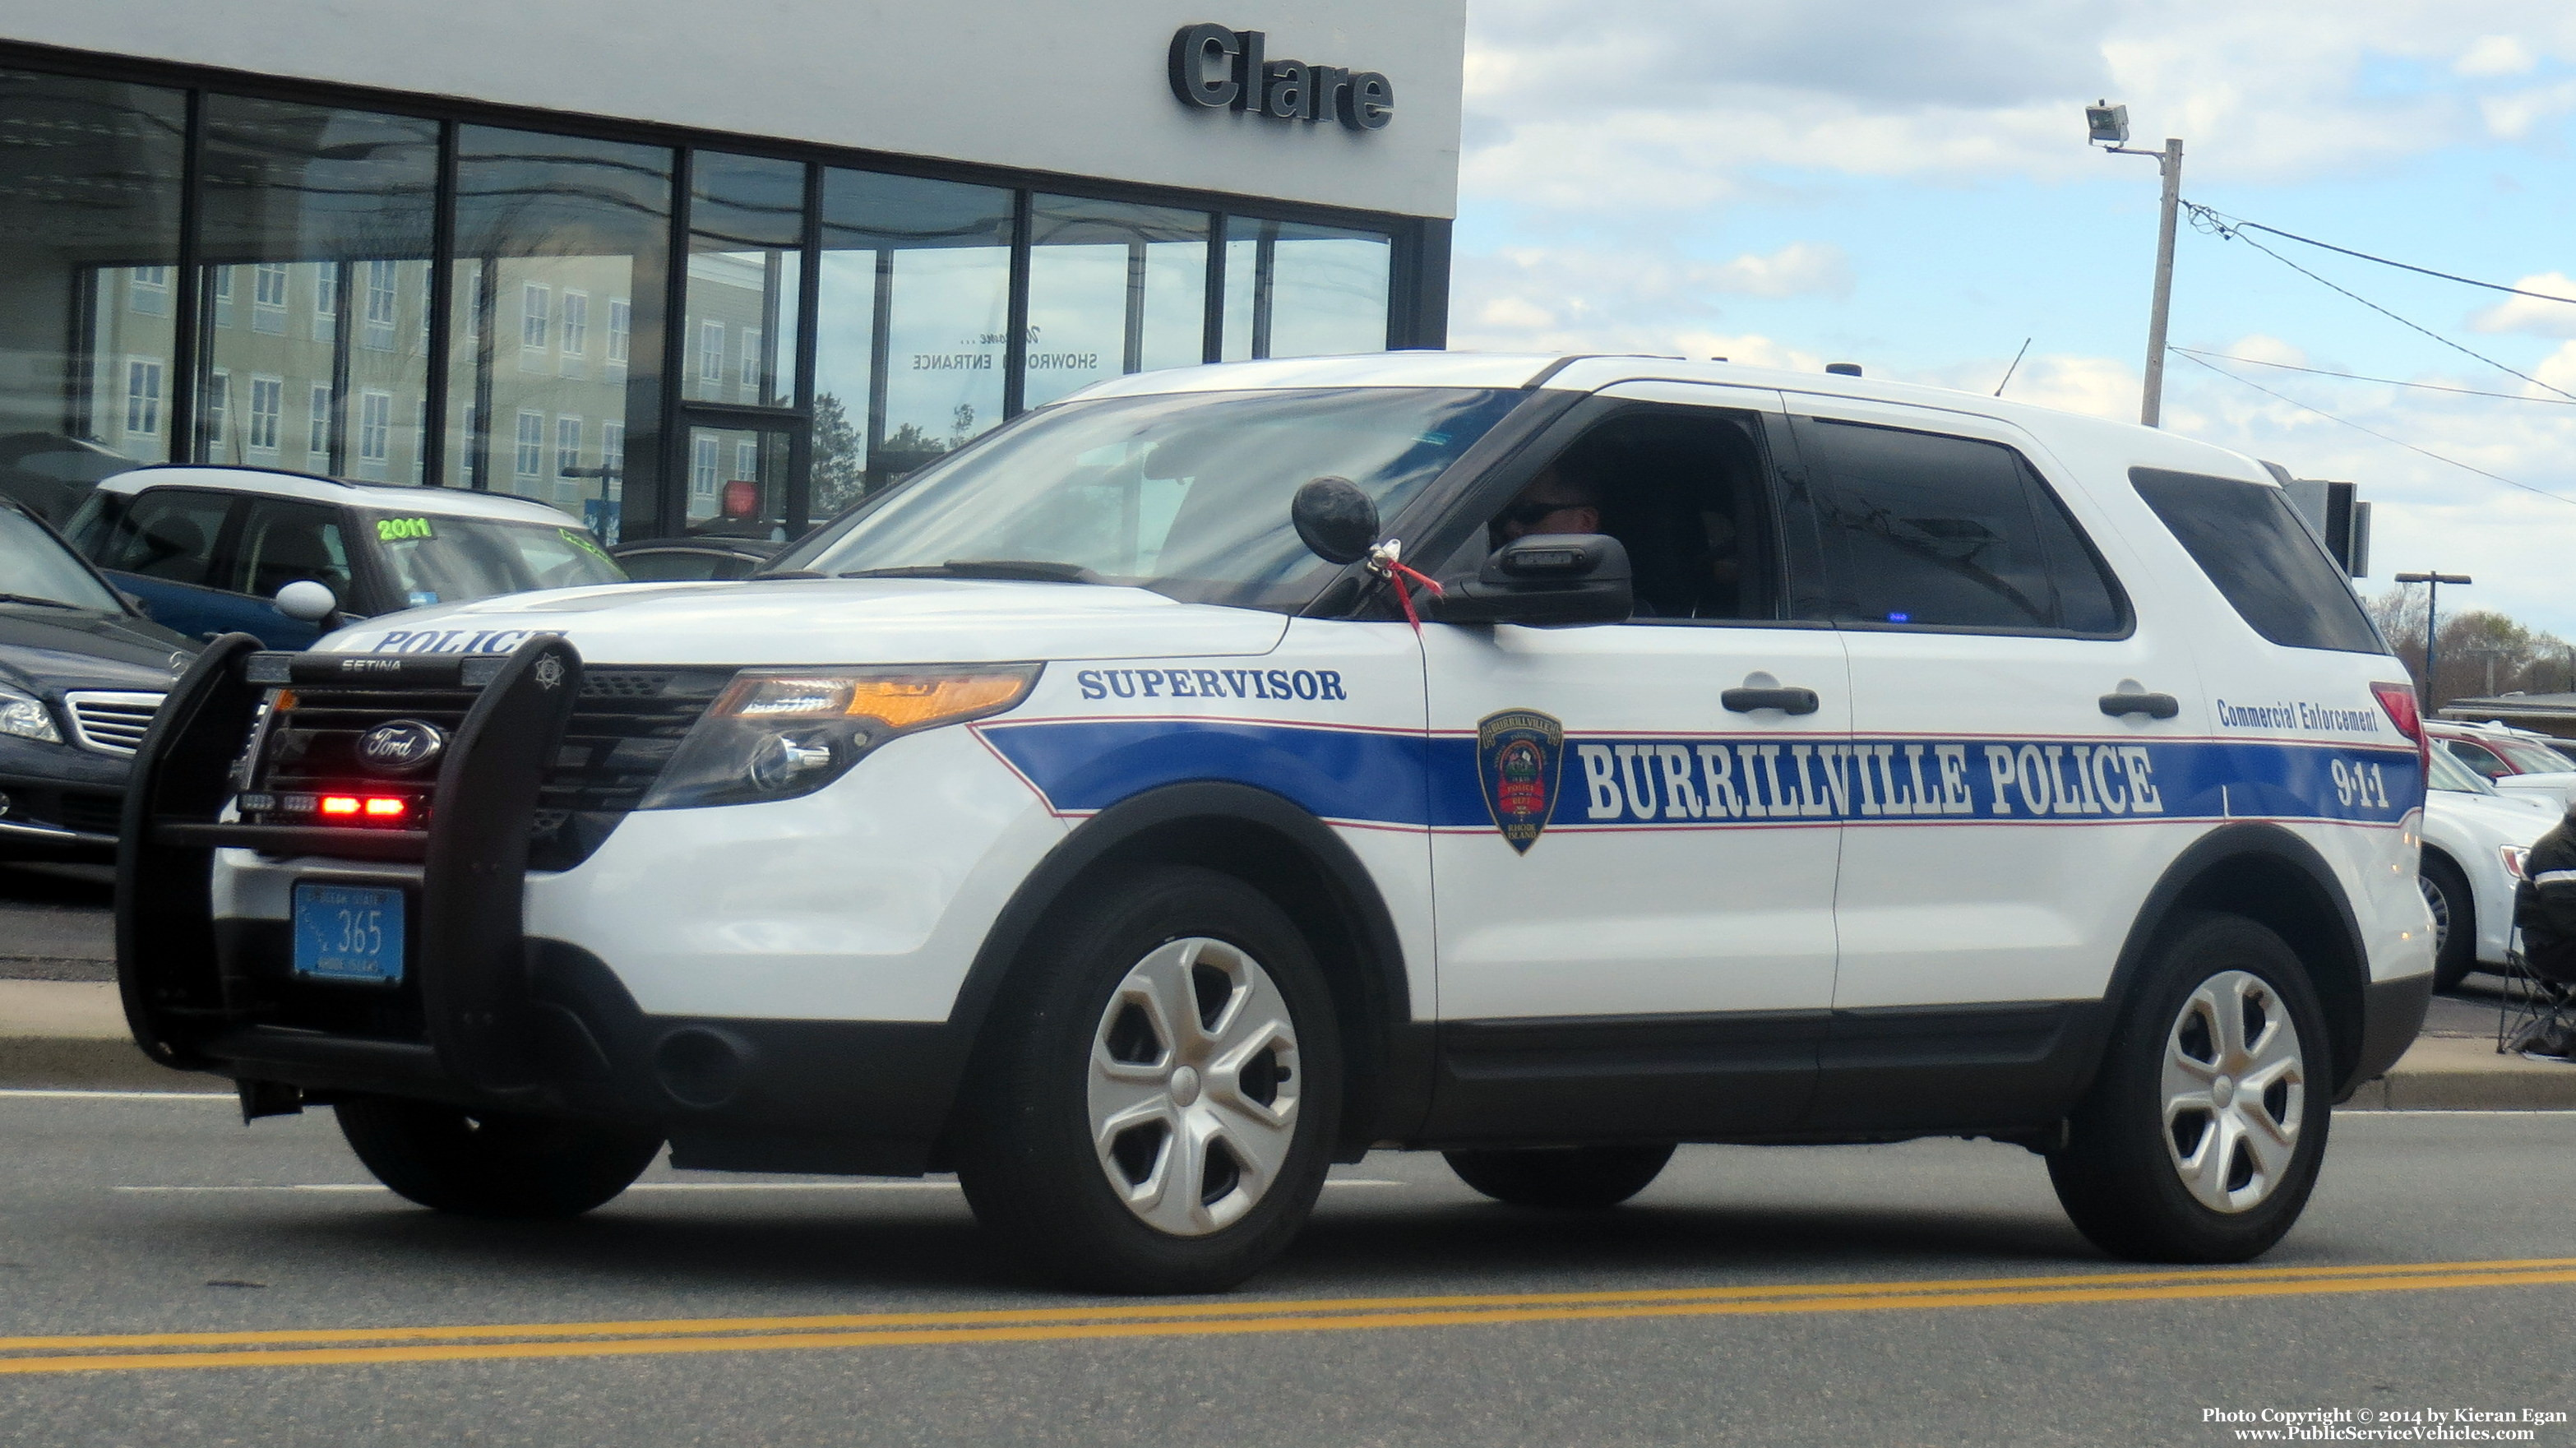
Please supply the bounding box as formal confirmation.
[1723,687,1820,715]
[2098,692,2180,719]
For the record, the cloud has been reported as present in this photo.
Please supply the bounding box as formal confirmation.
[1447,241,1852,357]
[2469,274,2576,339]
[1461,0,2576,214]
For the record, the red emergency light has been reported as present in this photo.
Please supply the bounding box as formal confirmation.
[318,794,409,821]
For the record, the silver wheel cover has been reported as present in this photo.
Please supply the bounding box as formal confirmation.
[2161,969,2306,1214]
[2419,874,2452,955]
[1087,936,1301,1238]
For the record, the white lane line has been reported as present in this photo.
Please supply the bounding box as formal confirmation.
[113,1178,1411,1194]
[0,1089,234,1100]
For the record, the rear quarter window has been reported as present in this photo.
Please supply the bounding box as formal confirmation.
[2128,467,2384,654]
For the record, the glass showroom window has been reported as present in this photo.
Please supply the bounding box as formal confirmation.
[556,415,583,498]
[357,390,393,476]
[607,299,631,367]
[448,127,671,534]
[211,266,235,327]
[1024,195,1209,410]
[692,434,718,499]
[1220,216,1391,362]
[814,168,1013,507]
[561,292,588,359]
[0,70,184,474]
[683,152,802,410]
[197,95,436,479]
[522,284,551,352]
[602,421,624,477]
[202,371,229,457]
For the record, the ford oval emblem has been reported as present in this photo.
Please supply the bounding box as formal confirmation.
[355,719,446,775]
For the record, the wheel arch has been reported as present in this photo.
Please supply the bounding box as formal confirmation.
[942,781,1430,1159]
[2097,823,2375,1099]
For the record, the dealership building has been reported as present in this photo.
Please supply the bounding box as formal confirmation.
[0,2,1464,542]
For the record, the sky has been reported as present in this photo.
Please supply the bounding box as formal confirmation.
[1446,0,2576,638]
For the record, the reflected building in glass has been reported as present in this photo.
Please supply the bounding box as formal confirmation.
[0,3,1461,543]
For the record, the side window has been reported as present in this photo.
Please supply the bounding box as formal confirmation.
[2445,740,2511,780]
[229,499,351,600]
[1458,406,1783,622]
[1797,419,2118,633]
[101,489,231,586]
[2129,468,2383,654]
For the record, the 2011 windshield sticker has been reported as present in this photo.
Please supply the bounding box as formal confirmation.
[375,516,434,542]
[1076,667,1347,702]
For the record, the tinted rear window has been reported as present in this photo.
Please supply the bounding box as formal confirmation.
[2129,468,2383,654]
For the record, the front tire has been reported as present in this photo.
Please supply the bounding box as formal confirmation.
[1445,1145,1675,1210]
[954,866,1343,1294]
[2421,854,2477,991]
[335,1095,662,1219]
[2048,913,2331,1263]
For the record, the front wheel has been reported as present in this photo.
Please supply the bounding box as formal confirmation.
[2048,913,2331,1262]
[954,866,1343,1294]
[2421,855,2477,991]
[334,1096,662,1219]
[1445,1145,1675,1209]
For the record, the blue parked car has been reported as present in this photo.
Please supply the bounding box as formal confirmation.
[64,466,629,648]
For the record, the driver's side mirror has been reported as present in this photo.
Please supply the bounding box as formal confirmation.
[1429,534,1632,626]
[273,579,340,625]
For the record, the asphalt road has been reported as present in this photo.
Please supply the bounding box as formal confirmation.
[0,863,114,981]
[4,1093,2575,1447]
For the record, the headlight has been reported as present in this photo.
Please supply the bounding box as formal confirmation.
[638,664,1040,810]
[2503,845,2530,881]
[0,682,62,746]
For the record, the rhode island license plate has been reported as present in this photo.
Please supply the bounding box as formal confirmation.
[291,882,406,986]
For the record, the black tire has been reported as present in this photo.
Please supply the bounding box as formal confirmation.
[335,1095,662,1219]
[954,865,1343,1295]
[2421,854,2477,991]
[2048,912,2332,1263]
[1444,1144,1675,1210]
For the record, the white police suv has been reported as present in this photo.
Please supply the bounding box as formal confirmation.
[120,353,2434,1293]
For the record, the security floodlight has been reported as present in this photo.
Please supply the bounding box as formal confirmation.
[2086,101,2130,146]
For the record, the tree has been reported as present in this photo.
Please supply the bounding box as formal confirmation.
[810,392,863,514]
[2366,585,2576,705]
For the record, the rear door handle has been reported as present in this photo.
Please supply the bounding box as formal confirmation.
[1723,687,1820,715]
[2098,692,2180,719]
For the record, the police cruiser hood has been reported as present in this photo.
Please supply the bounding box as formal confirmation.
[317,577,1290,666]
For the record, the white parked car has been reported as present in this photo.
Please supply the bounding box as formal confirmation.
[2427,719,2576,812]
[2419,745,2554,989]
[121,352,2435,1293]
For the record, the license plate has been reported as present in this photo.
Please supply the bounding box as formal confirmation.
[292,883,406,986]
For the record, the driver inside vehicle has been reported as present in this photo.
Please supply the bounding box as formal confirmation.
[1487,464,1602,548]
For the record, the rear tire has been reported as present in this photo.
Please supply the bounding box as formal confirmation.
[2421,854,2477,991]
[2048,912,2331,1263]
[335,1095,662,1219]
[954,866,1343,1295]
[1444,1145,1675,1210]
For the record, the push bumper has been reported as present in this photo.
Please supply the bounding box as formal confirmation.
[116,634,967,1175]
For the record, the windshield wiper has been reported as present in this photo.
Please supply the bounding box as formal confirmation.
[0,593,84,610]
[839,559,1098,584]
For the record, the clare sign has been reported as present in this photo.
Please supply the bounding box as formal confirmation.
[1168,24,1394,132]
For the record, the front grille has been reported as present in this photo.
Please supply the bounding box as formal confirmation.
[64,691,164,756]
[245,666,729,869]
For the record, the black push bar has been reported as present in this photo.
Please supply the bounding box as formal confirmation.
[114,633,583,1095]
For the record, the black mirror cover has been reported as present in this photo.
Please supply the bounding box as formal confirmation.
[1291,475,1380,565]
[1434,533,1633,626]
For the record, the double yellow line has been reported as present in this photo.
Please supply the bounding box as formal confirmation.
[6,1257,2574,1376]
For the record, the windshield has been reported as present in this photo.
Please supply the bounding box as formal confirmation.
[2488,734,2574,775]
[777,388,1528,609]
[367,513,627,608]
[0,505,121,612]
[2427,746,2498,795]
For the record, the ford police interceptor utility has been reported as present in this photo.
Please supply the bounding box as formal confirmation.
[118,352,2434,1293]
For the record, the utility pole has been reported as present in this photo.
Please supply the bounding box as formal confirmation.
[2395,571,2472,712]
[2086,104,2184,427]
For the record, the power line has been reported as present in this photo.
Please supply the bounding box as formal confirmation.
[2181,201,2576,405]
[2182,204,2576,307]
[2168,347,2576,407]
[2171,349,2576,510]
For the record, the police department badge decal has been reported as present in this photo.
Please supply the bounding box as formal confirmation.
[1476,709,1564,854]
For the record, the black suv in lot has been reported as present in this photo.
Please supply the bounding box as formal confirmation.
[0,497,195,860]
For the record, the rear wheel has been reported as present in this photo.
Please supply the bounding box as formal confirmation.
[1444,1145,1675,1210]
[954,866,1342,1294]
[334,1095,662,1219]
[2048,913,2330,1262]
[2421,854,2477,991]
